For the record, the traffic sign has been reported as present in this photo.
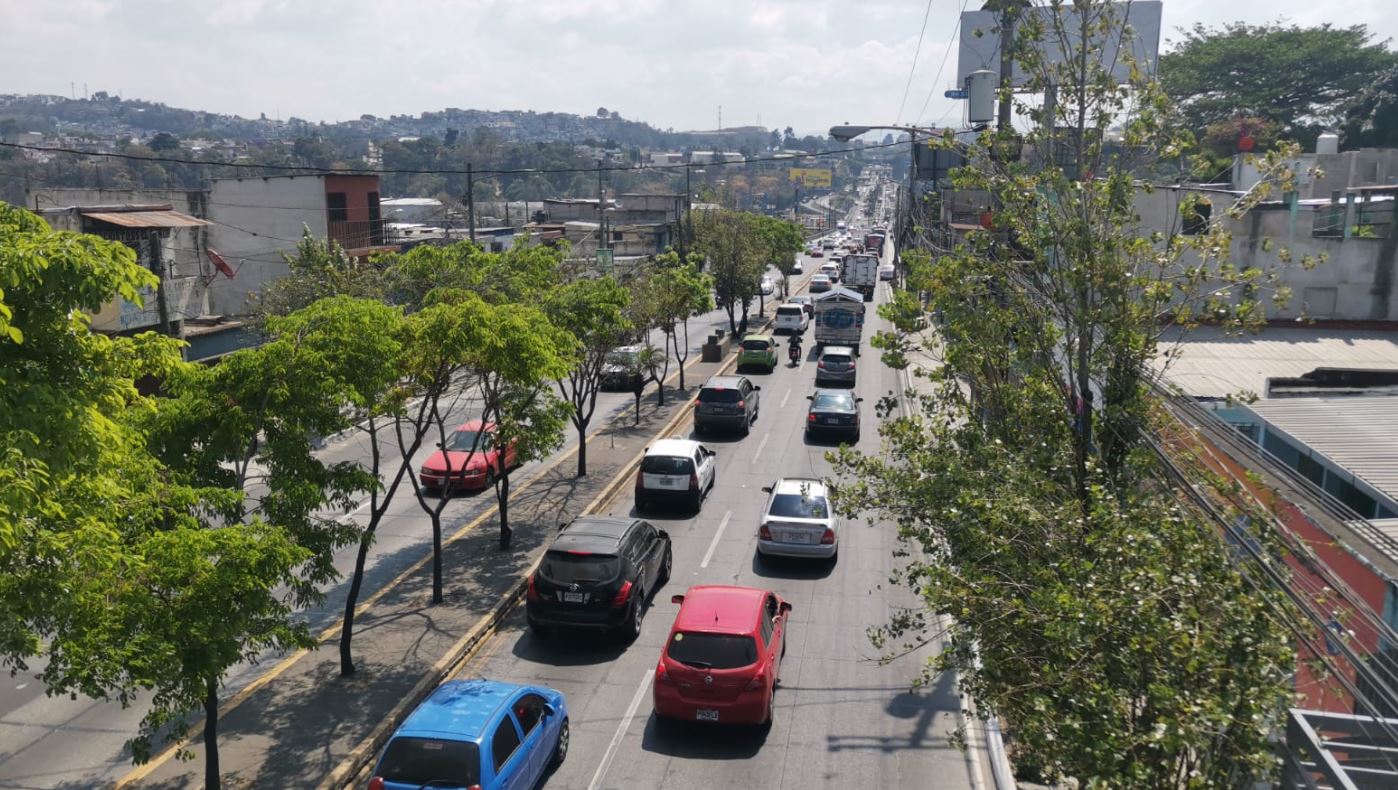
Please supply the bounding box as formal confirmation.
[944,89,968,99]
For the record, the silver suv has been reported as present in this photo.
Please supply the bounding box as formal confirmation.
[694,375,760,436]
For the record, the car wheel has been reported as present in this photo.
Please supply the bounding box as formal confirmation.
[692,492,703,513]
[659,547,673,584]
[622,591,645,641]
[763,694,775,728]
[741,416,751,436]
[485,467,496,489]
[551,718,570,769]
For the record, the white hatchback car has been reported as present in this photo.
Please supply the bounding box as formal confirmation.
[757,478,838,561]
[636,438,717,513]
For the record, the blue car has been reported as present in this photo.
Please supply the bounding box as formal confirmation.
[369,679,569,790]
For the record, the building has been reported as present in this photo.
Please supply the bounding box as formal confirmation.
[206,174,394,316]
[689,151,745,165]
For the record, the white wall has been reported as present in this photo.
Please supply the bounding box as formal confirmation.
[207,176,326,316]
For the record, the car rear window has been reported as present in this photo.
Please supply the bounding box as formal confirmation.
[540,551,621,584]
[812,392,854,409]
[741,339,770,351]
[698,387,740,403]
[822,353,851,364]
[776,306,803,317]
[668,632,758,670]
[768,493,830,519]
[377,737,480,787]
[642,455,693,475]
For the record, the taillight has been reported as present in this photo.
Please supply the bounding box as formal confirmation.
[611,580,634,608]
[635,468,644,491]
[526,573,540,602]
[689,472,699,491]
[759,523,772,540]
[807,413,817,423]
[745,670,767,691]
[820,527,835,545]
[368,778,385,790]
[848,359,856,369]
[656,660,673,685]
[736,399,745,409]
[817,361,826,369]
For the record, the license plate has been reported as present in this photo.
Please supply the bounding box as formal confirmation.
[695,709,719,722]
[779,531,811,544]
[561,592,585,603]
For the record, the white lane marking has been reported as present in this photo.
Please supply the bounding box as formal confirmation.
[779,387,791,408]
[336,497,372,524]
[15,683,26,691]
[701,510,733,569]
[588,669,655,790]
[752,432,770,463]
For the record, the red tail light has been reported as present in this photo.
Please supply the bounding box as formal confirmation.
[820,527,836,545]
[611,580,634,608]
[759,523,772,540]
[635,468,644,492]
[807,413,817,423]
[656,660,673,685]
[745,670,767,691]
[526,573,540,602]
[736,399,745,409]
[848,359,856,369]
[368,778,385,790]
[817,361,826,369]
[689,472,699,491]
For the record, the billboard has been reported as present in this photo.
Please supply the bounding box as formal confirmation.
[788,168,833,188]
[956,1,1161,89]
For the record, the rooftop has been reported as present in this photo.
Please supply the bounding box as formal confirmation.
[1156,326,1398,400]
[1244,395,1398,508]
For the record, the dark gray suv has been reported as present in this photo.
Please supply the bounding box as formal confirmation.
[694,375,760,436]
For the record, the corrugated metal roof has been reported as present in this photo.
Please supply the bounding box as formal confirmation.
[1245,396,1398,505]
[1156,326,1398,399]
[81,210,209,228]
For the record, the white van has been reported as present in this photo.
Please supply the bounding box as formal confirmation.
[774,303,809,335]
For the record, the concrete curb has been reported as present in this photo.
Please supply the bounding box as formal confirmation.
[326,349,743,790]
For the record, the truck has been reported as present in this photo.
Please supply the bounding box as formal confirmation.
[840,253,879,302]
[864,231,886,256]
[812,287,866,352]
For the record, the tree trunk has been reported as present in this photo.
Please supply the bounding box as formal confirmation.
[575,420,588,477]
[677,320,690,390]
[633,392,642,425]
[339,531,373,676]
[431,513,444,604]
[497,471,512,549]
[724,301,737,333]
[203,676,220,790]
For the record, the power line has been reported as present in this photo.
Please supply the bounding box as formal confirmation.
[0,138,906,178]
[894,0,938,126]
[914,0,970,128]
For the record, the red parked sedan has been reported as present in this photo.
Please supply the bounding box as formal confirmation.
[653,585,791,727]
[418,420,517,493]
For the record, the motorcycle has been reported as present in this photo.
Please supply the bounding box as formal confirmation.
[788,342,803,366]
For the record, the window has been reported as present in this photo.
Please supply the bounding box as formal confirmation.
[812,392,854,410]
[490,718,522,772]
[667,632,758,669]
[1180,196,1211,236]
[698,388,740,404]
[641,455,693,476]
[767,493,829,519]
[326,192,348,223]
[540,552,620,584]
[759,596,776,644]
[742,339,771,351]
[378,737,480,787]
[513,694,547,737]
[445,429,491,452]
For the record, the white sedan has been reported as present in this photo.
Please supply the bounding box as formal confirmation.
[757,477,838,560]
[878,263,895,281]
[760,276,776,296]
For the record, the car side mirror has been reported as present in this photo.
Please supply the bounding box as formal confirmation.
[436,441,444,449]
[558,521,569,532]
[543,703,557,718]
[761,485,773,493]
[806,395,814,401]
[779,602,793,615]
[753,386,761,391]
[671,594,685,605]
[857,397,864,403]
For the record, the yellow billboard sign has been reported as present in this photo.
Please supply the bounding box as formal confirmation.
[788,167,832,188]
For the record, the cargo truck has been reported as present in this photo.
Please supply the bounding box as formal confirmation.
[813,287,866,352]
[840,253,879,302]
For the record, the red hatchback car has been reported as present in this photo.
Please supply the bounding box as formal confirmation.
[418,420,517,493]
[653,585,791,727]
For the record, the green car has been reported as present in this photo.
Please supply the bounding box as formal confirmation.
[737,334,778,373]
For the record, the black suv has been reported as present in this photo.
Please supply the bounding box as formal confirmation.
[694,375,761,436]
[526,517,672,640]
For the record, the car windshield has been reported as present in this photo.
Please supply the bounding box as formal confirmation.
[741,339,770,351]
[540,551,621,584]
[768,492,830,519]
[813,392,855,410]
[699,388,741,403]
[444,429,490,452]
[668,632,758,670]
[642,455,693,475]
[377,737,480,787]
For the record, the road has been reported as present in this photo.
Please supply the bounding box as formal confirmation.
[439,240,988,789]
[0,246,832,786]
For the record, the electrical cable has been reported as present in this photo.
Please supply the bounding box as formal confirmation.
[895,0,938,126]
[913,0,971,128]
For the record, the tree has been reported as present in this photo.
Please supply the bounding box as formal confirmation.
[1160,23,1397,144]
[548,276,632,477]
[638,253,714,393]
[1341,62,1398,148]
[834,3,1301,784]
[148,132,180,151]
[695,209,762,334]
[254,229,383,325]
[462,299,574,549]
[752,215,804,300]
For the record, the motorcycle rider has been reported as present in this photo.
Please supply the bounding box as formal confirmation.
[787,332,803,365]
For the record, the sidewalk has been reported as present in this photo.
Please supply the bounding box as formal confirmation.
[122,335,760,790]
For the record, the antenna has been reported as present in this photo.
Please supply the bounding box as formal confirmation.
[718,105,722,130]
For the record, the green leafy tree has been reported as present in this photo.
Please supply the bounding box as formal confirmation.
[1341,62,1398,148]
[547,276,632,477]
[254,229,384,325]
[835,3,1302,785]
[752,215,804,299]
[695,209,763,334]
[1160,22,1397,144]
[643,253,714,393]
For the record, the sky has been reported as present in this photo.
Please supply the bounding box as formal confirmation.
[2,0,1395,137]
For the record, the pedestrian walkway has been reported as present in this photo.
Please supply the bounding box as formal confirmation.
[122,341,759,790]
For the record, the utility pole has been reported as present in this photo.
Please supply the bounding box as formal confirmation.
[147,230,173,338]
[685,165,693,254]
[596,159,607,253]
[989,0,1027,132]
[466,163,477,243]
